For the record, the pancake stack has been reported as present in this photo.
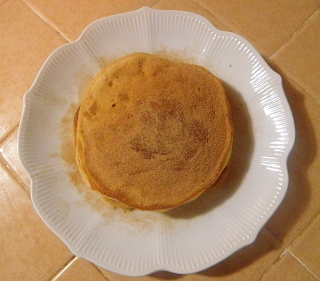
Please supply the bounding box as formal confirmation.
[75,53,233,211]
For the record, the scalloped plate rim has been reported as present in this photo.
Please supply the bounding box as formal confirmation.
[17,7,295,276]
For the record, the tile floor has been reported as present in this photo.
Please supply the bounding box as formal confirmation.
[1,0,320,280]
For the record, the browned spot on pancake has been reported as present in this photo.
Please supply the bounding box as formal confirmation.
[119,92,129,101]
[130,135,169,159]
[83,101,99,119]
[130,140,156,159]
[89,101,98,115]
[150,99,178,122]
[83,111,92,119]
[130,97,209,165]
[138,58,145,68]
[184,147,197,161]
[140,111,154,125]
[188,120,210,144]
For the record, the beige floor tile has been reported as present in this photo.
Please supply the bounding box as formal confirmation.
[53,257,108,281]
[264,67,320,246]
[153,0,229,31]
[0,163,74,281]
[291,213,320,278]
[260,253,317,281]
[24,0,159,41]
[193,0,320,57]
[0,127,30,190]
[0,0,67,142]
[99,228,283,281]
[273,9,320,102]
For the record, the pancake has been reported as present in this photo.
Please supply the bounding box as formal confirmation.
[75,52,233,211]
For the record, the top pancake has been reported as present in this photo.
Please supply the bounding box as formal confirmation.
[75,52,233,211]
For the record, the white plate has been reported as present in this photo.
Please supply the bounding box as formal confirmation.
[18,7,295,276]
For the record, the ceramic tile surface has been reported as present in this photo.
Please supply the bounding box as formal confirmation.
[291,212,320,277]
[1,0,320,280]
[273,9,320,102]
[0,163,73,281]
[23,0,159,41]
[153,0,230,31]
[0,0,67,141]
[260,253,317,281]
[193,0,320,57]
[265,73,320,247]
[0,127,30,190]
[52,257,108,281]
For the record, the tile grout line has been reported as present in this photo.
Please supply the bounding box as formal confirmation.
[0,154,30,195]
[264,226,286,248]
[267,56,320,111]
[265,208,320,276]
[289,252,320,281]
[21,0,71,43]
[283,207,320,252]
[257,228,288,280]
[90,263,112,281]
[264,210,320,280]
[0,0,10,7]
[258,247,320,281]
[191,0,237,32]
[270,7,320,59]
[189,0,234,31]
[151,0,162,7]
[278,70,320,106]
[0,124,31,195]
[258,248,287,281]
[48,255,77,281]
[0,124,19,147]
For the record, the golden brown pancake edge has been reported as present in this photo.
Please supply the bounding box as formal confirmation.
[75,52,233,211]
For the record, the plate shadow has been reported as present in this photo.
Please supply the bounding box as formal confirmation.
[165,82,254,219]
[264,61,314,245]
